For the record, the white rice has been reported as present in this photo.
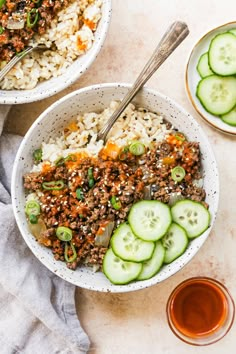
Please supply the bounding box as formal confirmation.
[32,101,173,172]
[0,0,102,90]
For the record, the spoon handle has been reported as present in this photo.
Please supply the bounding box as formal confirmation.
[97,21,189,141]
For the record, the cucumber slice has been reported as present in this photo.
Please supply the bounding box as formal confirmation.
[209,32,236,76]
[197,52,213,78]
[128,200,172,241]
[196,75,236,115]
[221,106,236,126]
[229,29,236,36]
[137,241,165,280]
[103,248,142,285]
[111,223,155,262]
[171,200,210,239]
[162,223,188,263]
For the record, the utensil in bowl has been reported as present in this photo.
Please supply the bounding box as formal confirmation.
[97,21,189,141]
[0,45,48,82]
[12,83,219,292]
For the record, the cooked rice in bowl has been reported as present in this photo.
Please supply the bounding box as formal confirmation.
[12,84,219,291]
[0,0,102,90]
[34,101,173,166]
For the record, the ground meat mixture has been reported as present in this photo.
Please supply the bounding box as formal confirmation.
[23,133,207,271]
[0,0,70,62]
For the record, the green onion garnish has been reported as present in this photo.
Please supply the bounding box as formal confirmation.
[0,0,6,9]
[88,167,95,188]
[64,242,77,262]
[0,26,5,35]
[129,141,145,156]
[110,196,122,210]
[171,166,186,182]
[27,9,39,28]
[175,132,186,142]
[25,200,40,216]
[42,180,65,190]
[33,148,42,162]
[56,226,73,242]
[29,214,38,224]
[76,188,84,201]
[55,154,77,166]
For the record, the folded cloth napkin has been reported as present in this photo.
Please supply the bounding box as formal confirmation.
[0,107,90,354]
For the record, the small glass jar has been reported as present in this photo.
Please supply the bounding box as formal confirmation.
[166,277,235,345]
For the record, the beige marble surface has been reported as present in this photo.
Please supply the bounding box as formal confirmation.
[5,0,236,353]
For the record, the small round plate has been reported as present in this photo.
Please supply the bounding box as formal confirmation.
[185,22,236,136]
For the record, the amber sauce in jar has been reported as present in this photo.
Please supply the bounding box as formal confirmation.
[169,278,228,338]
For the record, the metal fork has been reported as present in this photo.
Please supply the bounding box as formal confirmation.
[0,44,48,82]
[97,21,189,142]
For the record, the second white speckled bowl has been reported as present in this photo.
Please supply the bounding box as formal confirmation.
[0,0,112,105]
[12,83,219,292]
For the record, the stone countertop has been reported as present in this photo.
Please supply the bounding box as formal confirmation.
[5,0,236,353]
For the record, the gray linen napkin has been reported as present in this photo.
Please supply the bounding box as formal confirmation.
[0,107,90,354]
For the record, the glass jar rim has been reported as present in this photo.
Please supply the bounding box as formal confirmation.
[166,276,235,346]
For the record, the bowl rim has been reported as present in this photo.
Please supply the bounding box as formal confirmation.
[185,21,236,136]
[0,0,112,105]
[11,83,220,292]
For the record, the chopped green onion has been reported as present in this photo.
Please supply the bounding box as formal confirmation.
[110,196,121,210]
[76,188,84,201]
[55,154,77,166]
[89,179,94,188]
[118,151,127,161]
[171,166,186,182]
[64,242,77,262]
[55,157,65,166]
[0,0,6,9]
[33,148,42,162]
[175,132,186,142]
[32,0,41,3]
[27,9,39,28]
[88,167,93,179]
[42,180,65,190]
[56,226,72,242]
[65,154,77,162]
[88,167,94,188]
[29,214,38,224]
[129,141,145,156]
[25,200,40,216]
[0,26,5,35]
[119,146,129,160]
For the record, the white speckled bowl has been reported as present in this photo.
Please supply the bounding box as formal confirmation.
[12,84,219,292]
[0,0,111,105]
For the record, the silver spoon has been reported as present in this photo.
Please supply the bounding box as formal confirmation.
[0,44,48,82]
[97,21,189,141]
